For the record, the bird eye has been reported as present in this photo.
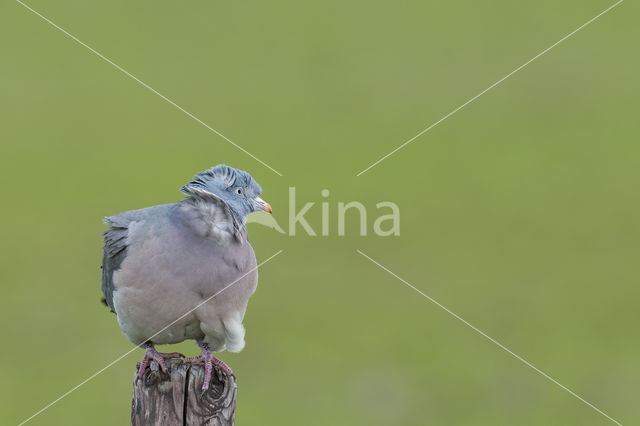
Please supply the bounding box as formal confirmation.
[235,187,243,195]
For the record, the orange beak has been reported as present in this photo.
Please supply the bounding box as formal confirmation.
[255,197,272,213]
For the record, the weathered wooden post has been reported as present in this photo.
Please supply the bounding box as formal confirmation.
[131,358,237,426]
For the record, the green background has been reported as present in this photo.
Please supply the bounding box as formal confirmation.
[1,0,638,425]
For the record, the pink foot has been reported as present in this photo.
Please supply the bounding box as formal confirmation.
[136,342,184,380]
[184,344,234,390]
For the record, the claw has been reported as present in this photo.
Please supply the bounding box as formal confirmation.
[136,342,184,380]
[183,343,234,390]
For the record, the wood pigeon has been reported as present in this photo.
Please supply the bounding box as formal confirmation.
[101,165,271,389]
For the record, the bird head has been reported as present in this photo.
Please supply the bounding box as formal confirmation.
[181,164,272,221]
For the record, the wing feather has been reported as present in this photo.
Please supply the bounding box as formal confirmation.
[100,214,134,312]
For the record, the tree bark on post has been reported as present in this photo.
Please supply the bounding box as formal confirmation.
[131,358,237,426]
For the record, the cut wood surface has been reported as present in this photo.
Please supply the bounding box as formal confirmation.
[131,358,237,426]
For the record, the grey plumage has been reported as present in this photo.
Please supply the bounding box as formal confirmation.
[100,165,271,357]
[101,211,142,312]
